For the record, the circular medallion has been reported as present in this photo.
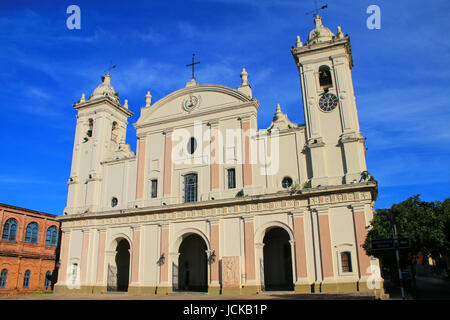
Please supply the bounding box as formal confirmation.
[182,95,201,112]
[319,93,338,112]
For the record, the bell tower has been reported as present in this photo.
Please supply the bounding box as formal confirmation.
[291,16,367,186]
[64,74,134,215]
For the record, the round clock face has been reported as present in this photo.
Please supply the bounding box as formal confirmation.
[182,95,200,112]
[319,93,338,112]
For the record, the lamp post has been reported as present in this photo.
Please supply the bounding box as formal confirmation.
[208,250,216,264]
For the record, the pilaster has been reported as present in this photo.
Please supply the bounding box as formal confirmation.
[163,130,173,198]
[242,216,257,290]
[208,218,220,289]
[135,137,147,200]
[291,210,309,285]
[314,206,335,287]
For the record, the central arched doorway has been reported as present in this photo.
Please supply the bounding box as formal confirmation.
[263,227,294,291]
[115,239,130,292]
[177,234,208,292]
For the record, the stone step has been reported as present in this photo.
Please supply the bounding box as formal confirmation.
[100,291,128,294]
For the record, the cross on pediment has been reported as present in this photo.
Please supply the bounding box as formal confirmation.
[186,53,200,80]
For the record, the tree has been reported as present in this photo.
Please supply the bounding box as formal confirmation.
[363,195,449,279]
[434,198,450,275]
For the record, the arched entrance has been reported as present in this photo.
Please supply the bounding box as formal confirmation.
[177,234,208,292]
[108,238,130,292]
[263,227,294,291]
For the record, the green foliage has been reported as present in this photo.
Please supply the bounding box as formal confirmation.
[236,189,244,197]
[289,182,301,194]
[302,181,312,189]
[361,170,377,183]
[435,198,450,257]
[32,290,53,295]
[363,195,450,272]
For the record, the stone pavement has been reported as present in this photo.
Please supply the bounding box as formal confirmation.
[0,291,379,300]
[383,273,450,300]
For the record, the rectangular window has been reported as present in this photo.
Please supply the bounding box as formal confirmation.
[151,179,158,198]
[341,252,353,273]
[184,174,198,203]
[227,168,236,189]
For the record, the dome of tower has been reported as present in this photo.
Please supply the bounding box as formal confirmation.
[306,15,335,45]
[89,73,120,102]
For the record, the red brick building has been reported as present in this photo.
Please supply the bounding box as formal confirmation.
[0,203,60,295]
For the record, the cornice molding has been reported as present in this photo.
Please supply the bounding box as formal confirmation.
[74,96,134,118]
[57,182,377,224]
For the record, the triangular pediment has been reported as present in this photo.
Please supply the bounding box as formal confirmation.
[135,84,256,129]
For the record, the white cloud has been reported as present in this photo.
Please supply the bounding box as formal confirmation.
[0,176,51,185]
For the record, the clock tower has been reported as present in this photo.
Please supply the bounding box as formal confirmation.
[291,15,367,187]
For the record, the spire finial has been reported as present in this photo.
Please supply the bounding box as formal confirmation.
[336,26,344,39]
[145,90,152,107]
[314,15,323,28]
[80,93,86,103]
[296,35,303,48]
[276,103,282,114]
[124,99,129,108]
[103,73,111,85]
[240,68,249,86]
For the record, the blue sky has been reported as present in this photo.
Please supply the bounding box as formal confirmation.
[0,0,449,215]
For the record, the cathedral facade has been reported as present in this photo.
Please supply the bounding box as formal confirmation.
[55,16,382,295]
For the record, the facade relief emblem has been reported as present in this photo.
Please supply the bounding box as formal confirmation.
[181,95,202,112]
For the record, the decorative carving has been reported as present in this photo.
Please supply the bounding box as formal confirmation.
[222,256,240,288]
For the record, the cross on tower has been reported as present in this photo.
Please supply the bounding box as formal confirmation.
[186,53,200,80]
[104,61,116,74]
[305,0,328,17]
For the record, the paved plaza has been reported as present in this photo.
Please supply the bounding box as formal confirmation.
[0,291,379,300]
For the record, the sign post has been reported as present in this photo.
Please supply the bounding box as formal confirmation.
[390,213,405,300]
[370,214,410,300]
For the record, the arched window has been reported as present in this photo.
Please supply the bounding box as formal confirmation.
[87,118,94,137]
[111,197,118,207]
[282,177,293,189]
[46,226,58,246]
[111,121,118,141]
[23,270,31,288]
[184,173,198,203]
[319,65,333,88]
[2,218,18,241]
[44,271,51,289]
[187,137,197,155]
[0,269,7,288]
[341,251,352,272]
[25,222,39,243]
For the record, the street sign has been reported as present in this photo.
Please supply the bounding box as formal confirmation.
[397,237,410,249]
[371,238,394,250]
[371,237,410,251]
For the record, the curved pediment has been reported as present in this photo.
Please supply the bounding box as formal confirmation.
[135,84,256,129]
